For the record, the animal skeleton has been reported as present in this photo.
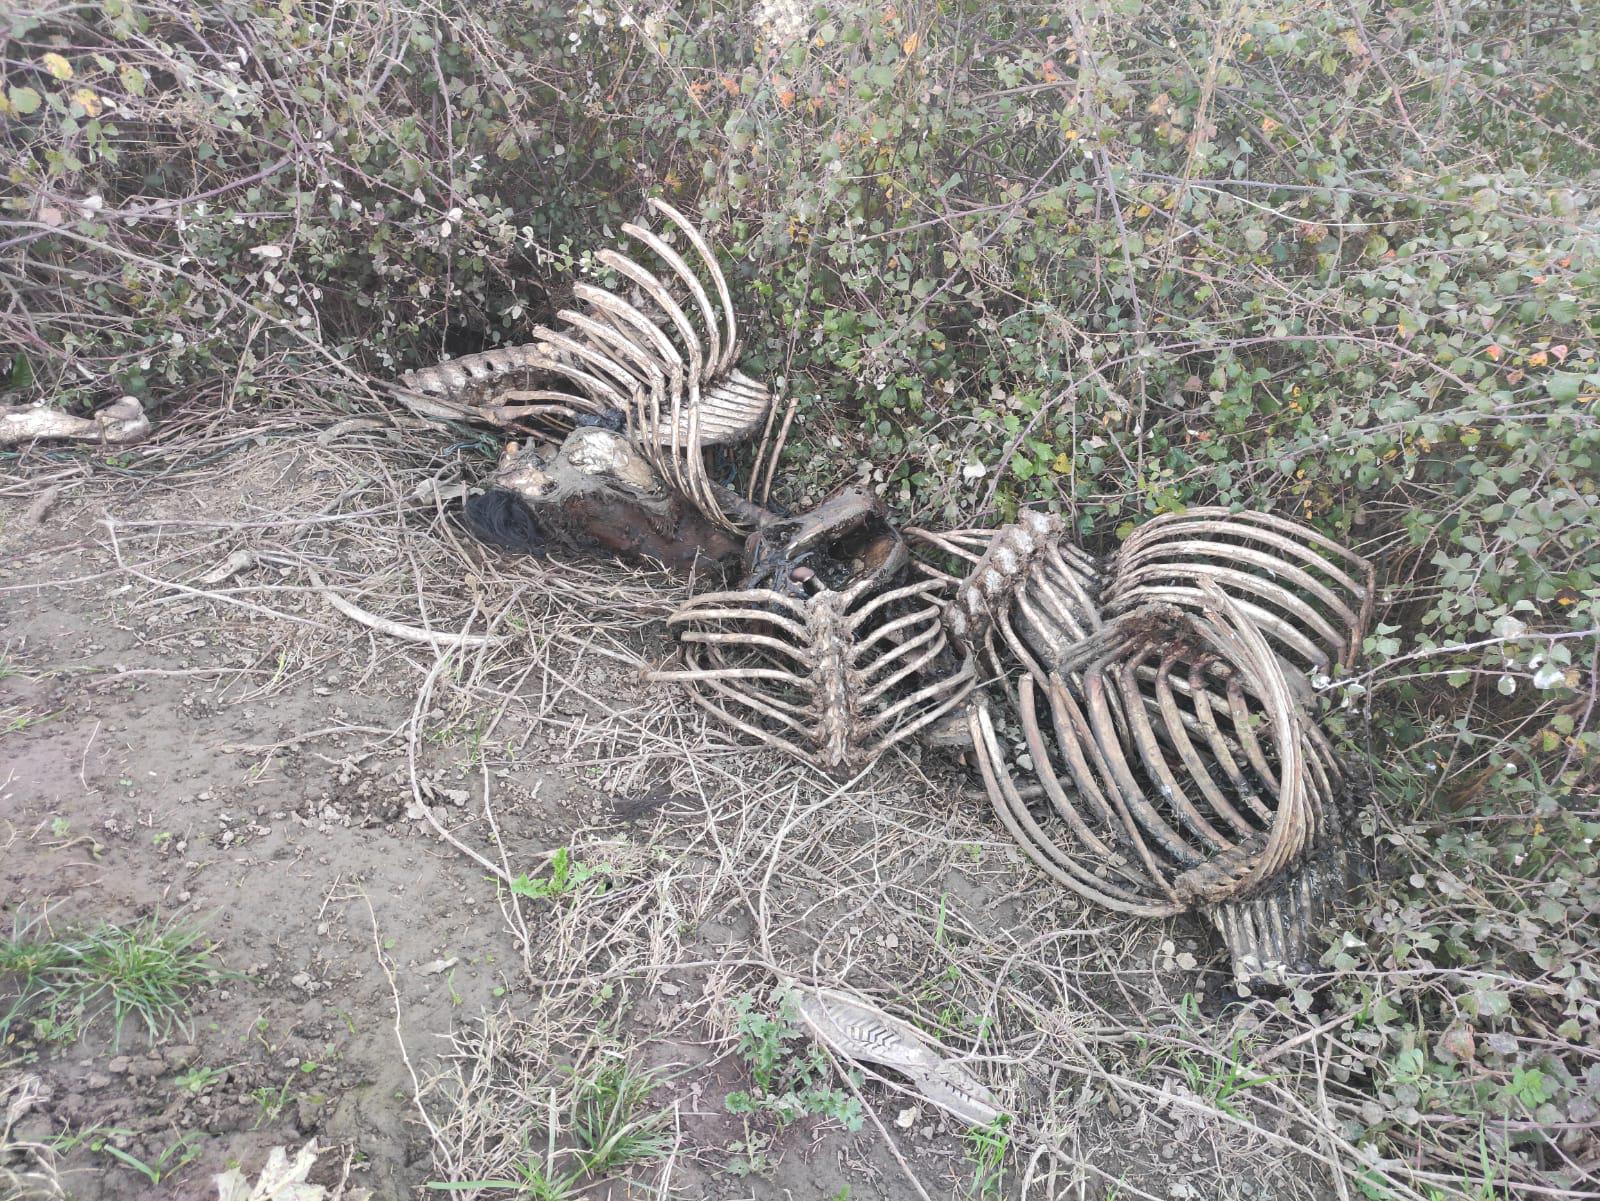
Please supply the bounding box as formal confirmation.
[1207,804,1363,977]
[393,199,1381,975]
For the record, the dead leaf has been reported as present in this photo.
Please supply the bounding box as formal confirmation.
[214,1140,371,1201]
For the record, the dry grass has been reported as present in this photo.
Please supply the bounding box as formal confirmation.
[0,1074,64,1201]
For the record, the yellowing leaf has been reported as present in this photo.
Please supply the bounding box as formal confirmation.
[42,52,73,80]
[902,31,920,55]
[119,64,146,96]
[72,88,102,116]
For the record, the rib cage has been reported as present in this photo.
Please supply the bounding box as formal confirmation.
[1104,507,1375,673]
[975,586,1347,915]
[652,574,976,772]
[394,199,780,532]
[919,509,1372,943]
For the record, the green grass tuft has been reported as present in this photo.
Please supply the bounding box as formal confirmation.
[0,913,222,1047]
[570,1057,672,1176]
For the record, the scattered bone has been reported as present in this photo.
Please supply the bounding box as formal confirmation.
[742,487,909,595]
[214,1138,370,1201]
[195,549,257,587]
[0,396,150,448]
[306,568,500,649]
[316,416,392,444]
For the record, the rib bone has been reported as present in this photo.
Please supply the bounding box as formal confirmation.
[1104,507,1375,672]
[393,200,779,532]
[654,570,975,773]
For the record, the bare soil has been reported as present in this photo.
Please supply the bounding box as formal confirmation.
[1,422,1334,1201]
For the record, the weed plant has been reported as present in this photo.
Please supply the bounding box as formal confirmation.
[724,988,864,1132]
[0,913,221,1046]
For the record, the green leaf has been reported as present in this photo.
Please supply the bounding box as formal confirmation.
[9,86,41,114]
[1546,373,1584,404]
[1243,227,1267,251]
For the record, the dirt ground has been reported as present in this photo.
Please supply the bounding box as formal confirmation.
[1,418,1339,1200]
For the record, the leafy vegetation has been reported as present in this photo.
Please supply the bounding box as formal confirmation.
[509,847,610,902]
[3,0,1597,1195]
[1142,997,1280,1121]
[724,988,865,1134]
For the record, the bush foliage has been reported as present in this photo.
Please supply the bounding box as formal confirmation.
[3,1,1597,1196]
